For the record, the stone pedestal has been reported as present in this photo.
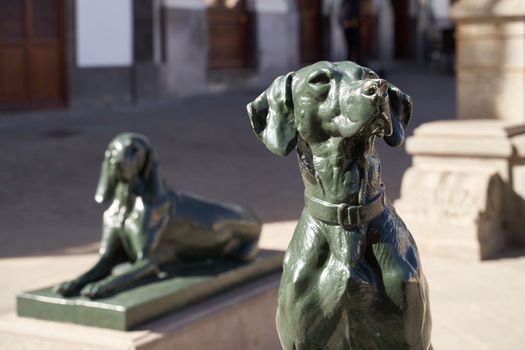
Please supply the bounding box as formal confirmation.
[0,274,281,350]
[395,120,525,260]
[452,0,525,123]
[396,0,525,260]
[16,251,282,330]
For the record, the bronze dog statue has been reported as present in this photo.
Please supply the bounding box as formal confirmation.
[54,133,261,299]
[247,61,432,349]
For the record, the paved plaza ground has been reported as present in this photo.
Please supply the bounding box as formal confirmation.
[0,65,524,349]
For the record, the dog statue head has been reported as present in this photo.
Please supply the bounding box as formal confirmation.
[247,61,412,156]
[95,133,165,204]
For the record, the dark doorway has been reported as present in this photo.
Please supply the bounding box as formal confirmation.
[297,0,323,64]
[0,0,66,112]
[392,0,411,59]
[207,0,250,70]
[360,0,374,62]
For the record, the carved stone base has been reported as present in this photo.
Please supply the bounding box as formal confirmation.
[395,120,525,260]
[16,250,283,330]
[1,274,281,350]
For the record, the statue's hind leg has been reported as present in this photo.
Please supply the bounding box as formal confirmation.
[216,220,261,261]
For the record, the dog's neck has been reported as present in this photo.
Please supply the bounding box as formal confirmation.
[298,136,383,205]
[113,168,169,210]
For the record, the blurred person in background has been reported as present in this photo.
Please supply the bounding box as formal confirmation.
[339,0,365,65]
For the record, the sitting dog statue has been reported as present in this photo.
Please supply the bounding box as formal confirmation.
[54,133,261,299]
[247,61,432,350]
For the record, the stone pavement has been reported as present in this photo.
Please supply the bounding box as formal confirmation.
[1,66,524,349]
[1,222,524,349]
[0,65,456,258]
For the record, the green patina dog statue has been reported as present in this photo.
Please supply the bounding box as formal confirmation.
[247,61,432,350]
[54,133,261,299]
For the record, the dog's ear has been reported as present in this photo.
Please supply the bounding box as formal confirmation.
[95,147,117,204]
[383,83,412,147]
[247,72,297,156]
[139,141,165,200]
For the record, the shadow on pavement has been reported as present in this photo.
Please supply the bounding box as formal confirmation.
[0,65,456,258]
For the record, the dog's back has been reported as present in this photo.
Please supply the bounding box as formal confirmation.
[154,191,261,262]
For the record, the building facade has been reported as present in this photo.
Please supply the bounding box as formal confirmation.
[0,0,454,112]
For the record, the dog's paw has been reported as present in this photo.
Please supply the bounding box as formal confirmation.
[80,282,111,299]
[53,280,82,297]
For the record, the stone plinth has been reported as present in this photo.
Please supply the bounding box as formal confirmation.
[397,0,525,260]
[17,250,283,330]
[395,120,525,260]
[452,0,525,122]
[1,273,281,350]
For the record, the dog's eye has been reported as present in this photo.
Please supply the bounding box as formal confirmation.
[308,71,331,86]
[129,145,138,154]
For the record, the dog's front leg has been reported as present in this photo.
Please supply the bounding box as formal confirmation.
[80,258,159,299]
[54,255,124,297]
[54,231,127,297]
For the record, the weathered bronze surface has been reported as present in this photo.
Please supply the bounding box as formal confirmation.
[53,133,261,299]
[18,250,283,330]
[247,61,432,349]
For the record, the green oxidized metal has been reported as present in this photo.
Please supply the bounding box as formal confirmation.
[53,133,262,300]
[247,61,432,350]
[18,251,283,330]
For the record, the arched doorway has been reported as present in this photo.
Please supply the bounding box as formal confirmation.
[0,0,66,111]
[207,0,250,70]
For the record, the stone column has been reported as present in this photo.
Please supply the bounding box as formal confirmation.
[395,0,525,260]
[453,0,525,122]
[161,0,208,97]
[250,0,300,85]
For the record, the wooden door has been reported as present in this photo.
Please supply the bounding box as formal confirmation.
[392,0,411,59]
[0,0,65,111]
[207,0,250,70]
[297,0,323,64]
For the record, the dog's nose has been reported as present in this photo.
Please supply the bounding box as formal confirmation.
[363,79,388,98]
[378,79,388,96]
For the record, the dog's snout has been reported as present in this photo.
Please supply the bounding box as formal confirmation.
[363,81,378,97]
[363,79,388,97]
[108,154,122,169]
[363,79,392,137]
[363,79,388,98]
[378,79,388,96]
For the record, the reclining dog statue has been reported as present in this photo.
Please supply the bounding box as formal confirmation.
[54,133,261,299]
[247,61,432,350]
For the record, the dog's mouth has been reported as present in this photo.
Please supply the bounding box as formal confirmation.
[112,163,134,183]
[360,111,393,138]
[375,112,393,137]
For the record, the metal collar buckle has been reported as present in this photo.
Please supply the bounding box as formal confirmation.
[337,203,360,227]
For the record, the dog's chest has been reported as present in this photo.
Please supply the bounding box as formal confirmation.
[311,156,361,199]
